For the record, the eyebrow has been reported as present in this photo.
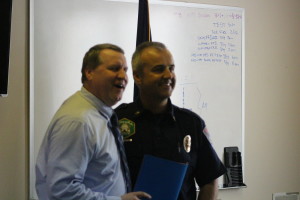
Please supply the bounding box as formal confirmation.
[153,64,175,68]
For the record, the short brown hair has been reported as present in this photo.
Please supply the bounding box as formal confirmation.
[81,43,124,83]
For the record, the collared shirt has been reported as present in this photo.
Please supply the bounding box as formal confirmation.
[36,87,125,200]
[115,98,227,200]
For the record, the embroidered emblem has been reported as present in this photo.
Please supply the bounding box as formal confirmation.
[118,118,135,138]
[183,135,191,153]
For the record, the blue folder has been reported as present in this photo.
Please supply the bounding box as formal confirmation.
[134,155,188,200]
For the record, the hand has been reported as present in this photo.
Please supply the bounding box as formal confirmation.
[121,191,152,200]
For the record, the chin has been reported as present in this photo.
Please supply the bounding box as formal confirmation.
[159,94,172,101]
[114,96,122,104]
[164,91,173,98]
[106,98,121,107]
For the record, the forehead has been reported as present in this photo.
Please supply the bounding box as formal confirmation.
[99,49,126,63]
[140,47,174,65]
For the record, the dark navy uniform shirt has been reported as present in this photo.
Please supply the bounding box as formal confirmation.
[115,98,226,200]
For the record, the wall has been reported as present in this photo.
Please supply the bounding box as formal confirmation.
[0,0,28,199]
[0,0,299,200]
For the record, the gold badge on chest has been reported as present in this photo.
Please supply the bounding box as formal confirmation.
[118,118,136,138]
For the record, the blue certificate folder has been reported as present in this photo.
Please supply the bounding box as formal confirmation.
[134,155,188,200]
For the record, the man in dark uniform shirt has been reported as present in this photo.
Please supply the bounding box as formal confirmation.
[115,41,226,200]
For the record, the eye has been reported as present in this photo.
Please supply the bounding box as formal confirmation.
[169,65,175,72]
[152,65,165,73]
[108,65,121,72]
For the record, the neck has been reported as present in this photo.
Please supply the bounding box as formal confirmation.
[139,94,168,114]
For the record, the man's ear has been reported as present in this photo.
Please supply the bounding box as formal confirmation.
[133,71,142,85]
[85,68,93,81]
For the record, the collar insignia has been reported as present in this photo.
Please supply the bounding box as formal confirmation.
[118,118,135,138]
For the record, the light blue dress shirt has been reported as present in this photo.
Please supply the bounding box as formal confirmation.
[36,87,125,200]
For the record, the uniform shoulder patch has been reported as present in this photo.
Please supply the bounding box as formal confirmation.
[118,118,135,138]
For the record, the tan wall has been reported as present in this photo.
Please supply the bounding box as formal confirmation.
[0,0,28,199]
[0,0,299,199]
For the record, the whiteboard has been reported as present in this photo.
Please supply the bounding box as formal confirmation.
[30,0,244,199]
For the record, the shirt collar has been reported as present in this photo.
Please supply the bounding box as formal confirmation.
[134,97,175,121]
[80,86,114,119]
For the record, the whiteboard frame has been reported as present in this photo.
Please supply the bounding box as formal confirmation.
[29,0,35,198]
[29,0,245,199]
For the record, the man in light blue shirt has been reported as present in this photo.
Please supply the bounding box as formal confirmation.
[35,44,151,200]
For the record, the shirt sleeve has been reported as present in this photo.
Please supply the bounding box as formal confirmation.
[195,127,227,187]
[46,119,121,200]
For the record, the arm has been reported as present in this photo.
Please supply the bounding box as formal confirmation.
[197,179,218,200]
[195,125,226,200]
[46,120,152,200]
[46,120,124,200]
[121,192,151,200]
[46,120,103,199]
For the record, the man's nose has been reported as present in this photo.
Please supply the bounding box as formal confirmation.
[117,68,127,79]
[163,68,174,78]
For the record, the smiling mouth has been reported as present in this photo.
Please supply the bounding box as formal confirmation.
[161,80,173,87]
[114,84,126,89]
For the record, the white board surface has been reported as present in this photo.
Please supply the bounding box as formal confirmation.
[30,0,244,198]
